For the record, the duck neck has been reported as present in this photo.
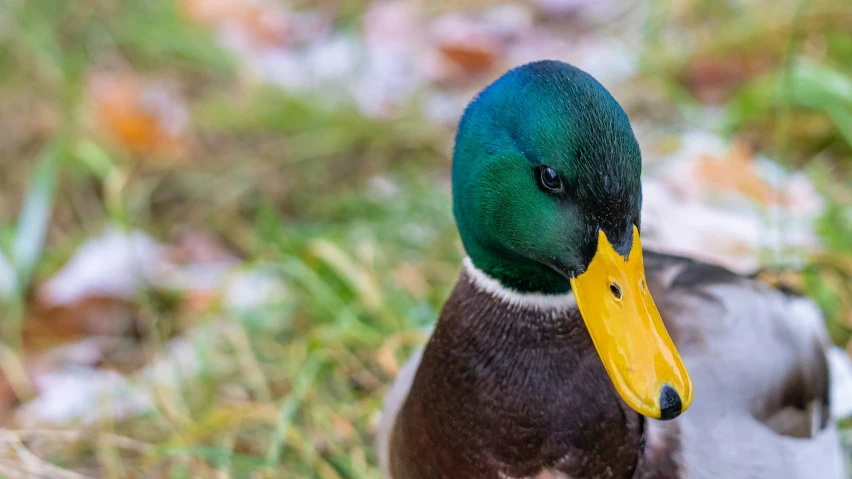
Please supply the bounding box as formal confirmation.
[463,242,573,294]
[391,259,644,479]
[460,257,578,311]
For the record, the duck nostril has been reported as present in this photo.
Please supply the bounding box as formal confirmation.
[609,282,622,300]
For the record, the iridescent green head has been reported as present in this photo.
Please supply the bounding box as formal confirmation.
[453,60,643,294]
[452,61,694,421]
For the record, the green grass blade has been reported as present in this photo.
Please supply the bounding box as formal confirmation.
[265,354,323,470]
[12,141,62,291]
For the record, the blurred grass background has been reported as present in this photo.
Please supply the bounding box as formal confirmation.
[0,0,850,477]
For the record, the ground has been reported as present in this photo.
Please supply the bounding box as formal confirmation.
[0,0,851,477]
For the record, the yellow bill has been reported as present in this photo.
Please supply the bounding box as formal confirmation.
[569,226,693,420]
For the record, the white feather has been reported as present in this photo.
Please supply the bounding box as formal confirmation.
[463,257,576,311]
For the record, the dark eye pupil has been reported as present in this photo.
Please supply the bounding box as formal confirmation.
[538,166,562,192]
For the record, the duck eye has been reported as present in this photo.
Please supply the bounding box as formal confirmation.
[537,166,563,193]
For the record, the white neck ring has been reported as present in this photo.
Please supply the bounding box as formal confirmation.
[462,257,577,311]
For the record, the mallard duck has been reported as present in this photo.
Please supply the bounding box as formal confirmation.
[377,60,846,478]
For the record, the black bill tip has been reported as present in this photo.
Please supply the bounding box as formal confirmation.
[658,384,682,420]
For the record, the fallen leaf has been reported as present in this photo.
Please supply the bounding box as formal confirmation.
[37,228,165,306]
[431,14,503,79]
[25,297,139,351]
[641,132,824,273]
[682,54,773,105]
[696,140,778,205]
[182,0,292,49]
[88,72,189,156]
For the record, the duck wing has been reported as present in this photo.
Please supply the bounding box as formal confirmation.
[377,347,424,478]
[643,251,845,479]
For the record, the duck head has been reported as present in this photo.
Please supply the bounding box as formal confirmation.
[452,60,693,420]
